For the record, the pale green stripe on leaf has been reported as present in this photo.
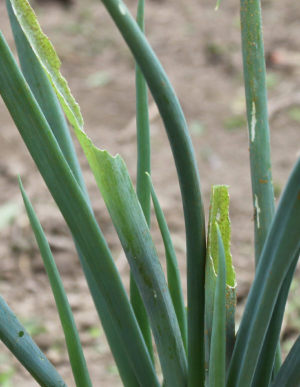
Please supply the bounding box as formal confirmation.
[10,0,83,130]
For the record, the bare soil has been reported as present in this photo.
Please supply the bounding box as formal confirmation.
[0,0,299,385]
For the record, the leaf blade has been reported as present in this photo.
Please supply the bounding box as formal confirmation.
[19,177,92,387]
[271,336,300,387]
[208,223,226,387]
[0,296,66,386]
[85,149,188,386]
[147,172,187,351]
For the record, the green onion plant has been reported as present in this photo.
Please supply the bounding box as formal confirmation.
[0,0,299,386]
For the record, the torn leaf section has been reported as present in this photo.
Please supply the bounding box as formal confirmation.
[10,0,83,130]
[10,0,92,188]
[207,185,235,287]
[205,185,236,368]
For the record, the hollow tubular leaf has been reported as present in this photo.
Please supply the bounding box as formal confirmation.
[271,336,300,387]
[147,172,187,351]
[205,186,236,367]
[0,33,158,387]
[227,157,300,387]
[85,149,187,386]
[0,296,66,387]
[19,178,92,387]
[208,224,226,387]
[6,4,140,383]
[240,0,275,263]
[130,0,153,361]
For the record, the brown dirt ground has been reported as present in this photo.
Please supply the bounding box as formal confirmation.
[0,0,299,385]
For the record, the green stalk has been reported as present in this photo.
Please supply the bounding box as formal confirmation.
[240,0,281,375]
[240,0,275,263]
[130,0,153,361]
[19,178,92,387]
[226,158,300,386]
[0,33,159,387]
[147,173,187,351]
[6,5,140,383]
[136,0,151,217]
[97,1,206,384]
[208,224,226,387]
[271,336,300,387]
[0,296,66,386]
